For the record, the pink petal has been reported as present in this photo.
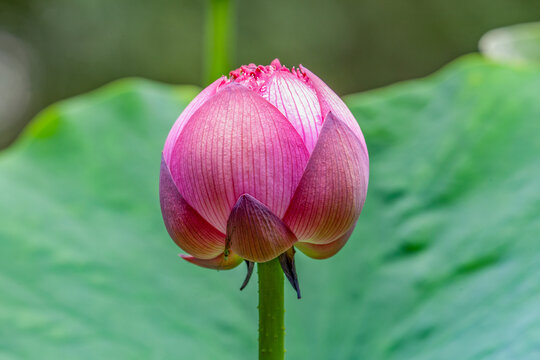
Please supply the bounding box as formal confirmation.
[283,113,368,244]
[295,225,355,259]
[263,71,323,153]
[180,252,243,270]
[227,194,297,263]
[160,156,226,259]
[170,83,310,233]
[163,76,226,165]
[301,65,369,159]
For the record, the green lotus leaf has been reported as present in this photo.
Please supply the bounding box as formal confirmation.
[1,55,539,359]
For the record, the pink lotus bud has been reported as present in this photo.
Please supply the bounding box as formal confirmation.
[160,59,369,293]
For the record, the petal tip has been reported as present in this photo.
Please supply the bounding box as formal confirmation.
[179,252,242,270]
[227,194,298,263]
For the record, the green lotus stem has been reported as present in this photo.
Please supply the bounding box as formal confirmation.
[258,258,285,360]
[205,0,234,84]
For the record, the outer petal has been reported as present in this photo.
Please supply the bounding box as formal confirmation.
[160,156,226,259]
[295,225,355,260]
[163,76,226,164]
[301,65,369,158]
[264,71,323,153]
[283,113,368,244]
[180,252,243,270]
[227,194,298,263]
[170,83,310,233]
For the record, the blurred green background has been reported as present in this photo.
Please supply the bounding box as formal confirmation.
[1,0,540,148]
[2,1,540,359]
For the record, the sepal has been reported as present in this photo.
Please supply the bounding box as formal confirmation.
[279,247,301,299]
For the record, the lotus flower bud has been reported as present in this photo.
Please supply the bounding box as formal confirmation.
[160,59,369,294]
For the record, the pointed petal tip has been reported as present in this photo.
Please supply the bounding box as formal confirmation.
[179,252,243,270]
[227,194,298,263]
[323,110,337,125]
